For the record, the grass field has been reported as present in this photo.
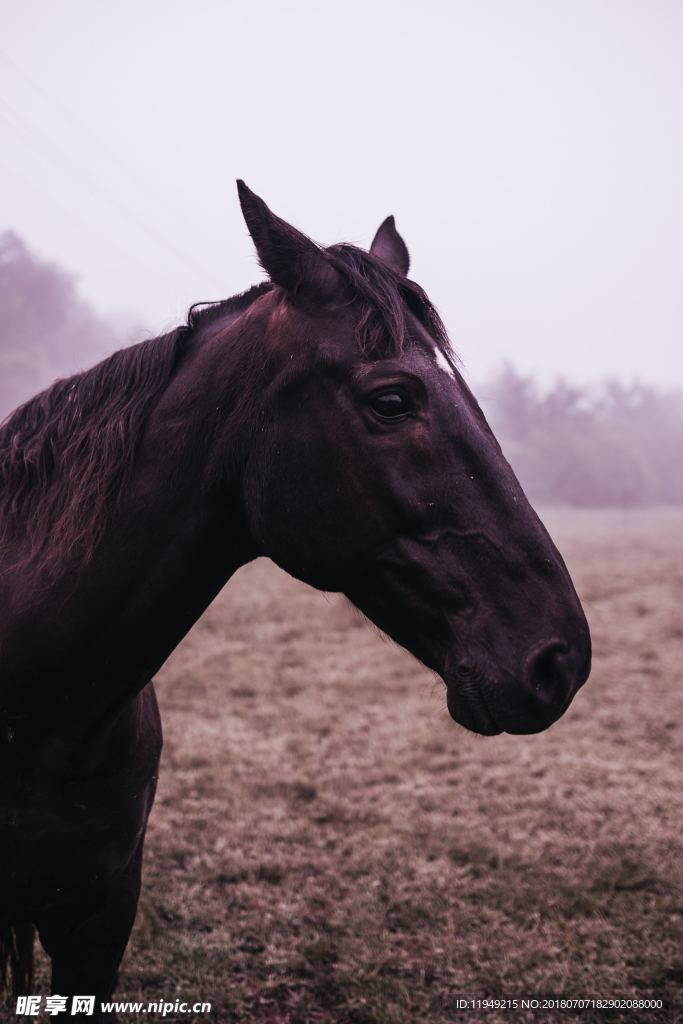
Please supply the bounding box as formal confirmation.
[35,509,683,1022]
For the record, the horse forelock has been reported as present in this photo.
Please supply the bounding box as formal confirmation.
[326,244,455,365]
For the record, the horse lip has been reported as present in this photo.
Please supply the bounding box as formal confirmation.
[446,682,503,736]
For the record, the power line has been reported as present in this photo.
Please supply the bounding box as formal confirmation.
[0,48,227,262]
[0,99,226,294]
[0,136,181,289]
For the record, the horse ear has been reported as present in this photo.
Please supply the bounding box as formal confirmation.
[370,216,410,276]
[236,180,338,298]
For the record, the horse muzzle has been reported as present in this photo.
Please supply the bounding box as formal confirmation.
[445,629,592,736]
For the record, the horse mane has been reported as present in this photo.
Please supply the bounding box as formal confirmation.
[0,328,189,573]
[185,281,272,333]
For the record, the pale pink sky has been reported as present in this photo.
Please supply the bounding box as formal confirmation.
[1,0,681,387]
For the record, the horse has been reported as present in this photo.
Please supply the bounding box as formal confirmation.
[0,182,591,1019]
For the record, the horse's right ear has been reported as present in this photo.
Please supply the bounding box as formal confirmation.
[236,180,338,299]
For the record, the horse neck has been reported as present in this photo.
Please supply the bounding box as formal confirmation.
[2,312,268,727]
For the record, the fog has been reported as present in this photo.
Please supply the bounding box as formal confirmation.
[2,229,681,507]
[1,3,682,506]
[1,1,681,390]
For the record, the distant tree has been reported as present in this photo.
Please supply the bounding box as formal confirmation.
[0,231,119,419]
[485,362,539,442]
[483,365,683,507]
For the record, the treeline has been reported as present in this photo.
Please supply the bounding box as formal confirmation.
[0,230,121,421]
[1,231,680,506]
[483,365,683,507]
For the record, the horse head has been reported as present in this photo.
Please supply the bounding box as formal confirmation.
[236,182,591,735]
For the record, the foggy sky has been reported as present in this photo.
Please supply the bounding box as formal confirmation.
[1,0,681,387]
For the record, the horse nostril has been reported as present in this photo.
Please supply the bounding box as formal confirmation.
[527,642,575,710]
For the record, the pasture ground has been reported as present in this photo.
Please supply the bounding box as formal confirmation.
[34,509,683,1022]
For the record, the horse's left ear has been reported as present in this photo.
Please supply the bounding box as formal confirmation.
[370,216,410,276]
[236,180,338,299]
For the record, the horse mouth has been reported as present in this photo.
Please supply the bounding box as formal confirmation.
[445,683,503,736]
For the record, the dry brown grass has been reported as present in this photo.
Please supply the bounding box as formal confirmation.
[36,510,683,1022]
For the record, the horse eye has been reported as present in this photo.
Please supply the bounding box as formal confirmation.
[369,390,411,420]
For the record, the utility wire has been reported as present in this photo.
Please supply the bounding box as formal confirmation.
[0,48,227,262]
[0,96,226,294]
[0,132,181,291]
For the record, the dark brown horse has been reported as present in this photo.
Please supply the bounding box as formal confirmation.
[0,183,590,1019]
